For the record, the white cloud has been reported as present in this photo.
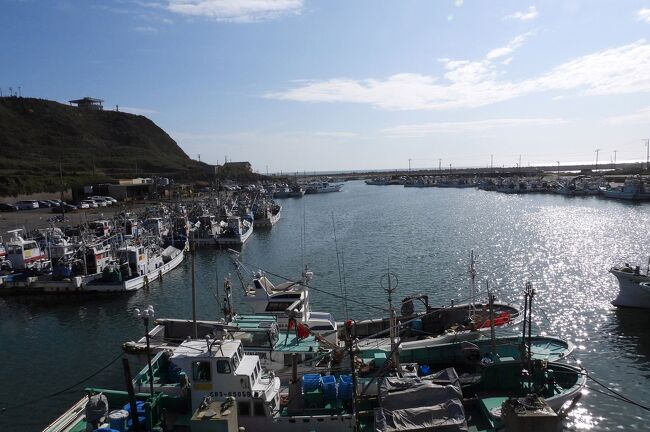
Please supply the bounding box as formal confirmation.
[164,0,303,23]
[503,6,539,21]
[636,8,650,23]
[485,33,529,60]
[606,106,650,125]
[382,118,565,137]
[266,39,650,111]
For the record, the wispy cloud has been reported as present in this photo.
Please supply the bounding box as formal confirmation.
[637,8,650,23]
[382,118,565,137]
[162,0,304,23]
[606,106,650,125]
[503,6,538,22]
[133,26,158,33]
[485,33,530,60]
[120,106,160,115]
[172,129,356,142]
[266,39,650,111]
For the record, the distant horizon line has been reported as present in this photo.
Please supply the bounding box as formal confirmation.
[263,158,648,176]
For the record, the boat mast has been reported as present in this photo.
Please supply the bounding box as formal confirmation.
[381,264,400,371]
[468,250,476,318]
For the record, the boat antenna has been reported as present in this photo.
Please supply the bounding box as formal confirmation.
[381,260,399,371]
[331,211,349,320]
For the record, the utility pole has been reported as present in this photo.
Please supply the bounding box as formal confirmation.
[266,165,269,176]
[644,139,650,171]
[556,161,560,179]
[490,154,493,170]
[408,158,411,173]
[595,149,600,170]
[613,150,617,167]
[438,158,442,171]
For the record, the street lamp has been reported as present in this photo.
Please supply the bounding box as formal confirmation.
[135,305,156,399]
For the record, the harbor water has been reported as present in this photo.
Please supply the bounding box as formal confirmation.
[1,180,649,430]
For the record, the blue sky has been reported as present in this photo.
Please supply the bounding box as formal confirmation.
[2,0,650,173]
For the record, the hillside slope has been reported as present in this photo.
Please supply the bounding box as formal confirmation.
[0,97,205,196]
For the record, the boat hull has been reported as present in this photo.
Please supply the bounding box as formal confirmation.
[86,248,184,293]
[610,268,650,308]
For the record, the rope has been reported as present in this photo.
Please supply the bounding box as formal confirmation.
[0,351,125,414]
[586,374,650,411]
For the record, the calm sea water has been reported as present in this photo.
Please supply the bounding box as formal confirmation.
[1,180,649,430]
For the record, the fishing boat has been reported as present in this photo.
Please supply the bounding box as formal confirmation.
[85,244,184,293]
[361,334,573,368]
[304,181,343,194]
[255,204,282,228]
[215,215,254,246]
[347,252,521,347]
[122,314,338,383]
[3,229,51,274]
[45,338,356,432]
[0,239,12,273]
[609,261,650,308]
[365,178,390,185]
[604,177,650,200]
[288,185,305,197]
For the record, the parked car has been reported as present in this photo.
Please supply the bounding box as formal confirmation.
[90,197,109,207]
[51,204,78,213]
[0,203,18,212]
[75,201,90,209]
[104,196,118,204]
[14,200,39,210]
[45,199,61,207]
[91,196,112,206]
[37,200,53,208]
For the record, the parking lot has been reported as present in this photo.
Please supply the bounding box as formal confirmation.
[0,202,146,234]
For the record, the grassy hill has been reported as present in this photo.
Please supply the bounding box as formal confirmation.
[0,97,209,196]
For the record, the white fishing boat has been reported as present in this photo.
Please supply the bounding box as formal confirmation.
[255,204,282,228]
[47,335,357,432]
[215,215,254,246]
[232,257,338,345]
[4,229,51,273]
[122,314,337,383]
[609,261,650,308]
[85,244,184,293]
[304,181,343,194]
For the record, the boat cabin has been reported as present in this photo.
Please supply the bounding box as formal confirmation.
[5,229,51,272]
[84,241,113,274]
[88,220,112,237]
[163,339,280,417]
[243,270,338,345]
